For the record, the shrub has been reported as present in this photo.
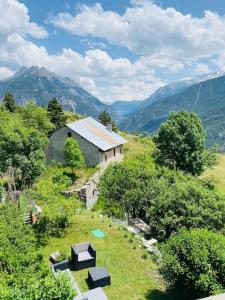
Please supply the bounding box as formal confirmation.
[0,203,74,299]
[147,169,225,240]
[160,229,225,299]
[64,138,85,169]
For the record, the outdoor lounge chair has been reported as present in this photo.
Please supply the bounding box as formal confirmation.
[71,242,96,271]
[52,259,70,272]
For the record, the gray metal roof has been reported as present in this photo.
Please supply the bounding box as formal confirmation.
[66,117,127,151]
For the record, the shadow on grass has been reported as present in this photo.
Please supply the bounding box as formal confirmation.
[145,288,191,300]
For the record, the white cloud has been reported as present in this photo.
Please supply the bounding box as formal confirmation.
[49,1,225,61]
[0,0,48,39]
[2,0,225,102]
[0,67,14,79]
[47,48,165,101]
[195,63,211,74]
[0,33,164,101]
[212,54,225,71]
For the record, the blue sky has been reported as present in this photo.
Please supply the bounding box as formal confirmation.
[1,0,225,102]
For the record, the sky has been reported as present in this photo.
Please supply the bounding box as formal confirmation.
[1,0,225,102]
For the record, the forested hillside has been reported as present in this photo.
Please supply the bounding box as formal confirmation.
[0,66,114,118]
[121,74,225,150]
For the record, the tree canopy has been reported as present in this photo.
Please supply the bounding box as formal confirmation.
[98,111,118,132]
[47,98,66,131]
[3,92,16,113]
[99,159,225,240]
[0,111,47,188]
[154,110,214,175]
[160,229,225,299]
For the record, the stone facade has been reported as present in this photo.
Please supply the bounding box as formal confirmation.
[47,126,124,167]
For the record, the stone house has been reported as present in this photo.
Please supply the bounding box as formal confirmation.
[47,117,127,167]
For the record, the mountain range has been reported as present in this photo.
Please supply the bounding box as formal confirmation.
[121,71,225,149]
[2,66,225,149]
[110,100,143,122]
[0,66,113,118]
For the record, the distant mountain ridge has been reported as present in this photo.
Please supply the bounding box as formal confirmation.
[0,66,114,118]
[110,100,143,122]
[121,71,225,150]
[139,71,225,109]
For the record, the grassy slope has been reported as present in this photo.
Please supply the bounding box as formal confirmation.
[121,132,155,161]
[41,211,171,300]
[202,154,225,195]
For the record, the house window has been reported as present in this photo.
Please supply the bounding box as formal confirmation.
[120,148,122,154]
[105,154,107,162]
[68,132,72,137]
[114,149,116,157]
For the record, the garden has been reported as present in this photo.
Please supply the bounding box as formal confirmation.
[41,211,177,300]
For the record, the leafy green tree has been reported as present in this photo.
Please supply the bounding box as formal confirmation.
[98,111,118,132]
[155,110,210,175]
[0,116,47,188]
[47,98,66,131]
[21,101,54,135]
[160,229,225,299]
[146,168,225,240]
[99,159,154,218]
[3,92,16,112]
[99,161,225,239]
[64,138,85,169]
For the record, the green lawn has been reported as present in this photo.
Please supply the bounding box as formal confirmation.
[41,211,174,300]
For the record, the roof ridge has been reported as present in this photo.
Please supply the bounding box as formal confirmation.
[66,117,127,151]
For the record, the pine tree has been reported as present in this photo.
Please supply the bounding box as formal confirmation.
[3,92,16,112]
[98,111,118,132]
[47,98,66,130]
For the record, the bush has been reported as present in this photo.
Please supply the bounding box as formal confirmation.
[99,160,154,218]
[147,168,225,240]
[31,167,80,237]
[100,161,225,240]
[0,203,74,299]
[160,229,225,299]
[64,138,85,169]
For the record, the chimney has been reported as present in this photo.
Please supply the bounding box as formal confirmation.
[107,123,112,131]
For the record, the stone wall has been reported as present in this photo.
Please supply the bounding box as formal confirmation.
[72,169,102,210]
[63,165,110,210]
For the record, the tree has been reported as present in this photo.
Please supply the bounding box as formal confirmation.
[160,229,225,299]
[146,168,225,240]
[99,160,225,239]
[21,101,54,135]
[0,117,47,188]
[99,159,154,218]
[155,110,209,176]
[47,98,66,131]
[98,111,118,132]
[64,138,85,169]
[3,92,16,112]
